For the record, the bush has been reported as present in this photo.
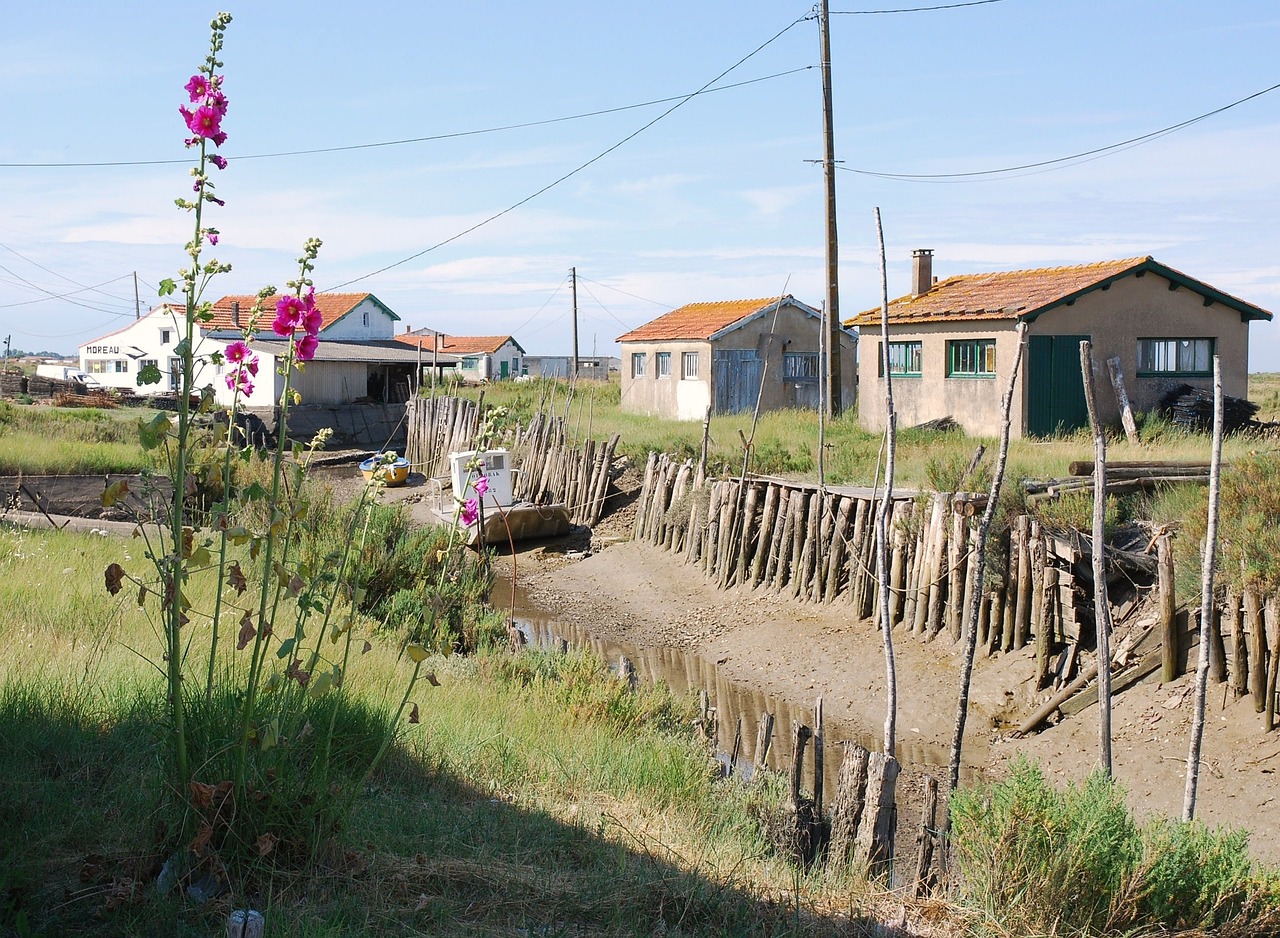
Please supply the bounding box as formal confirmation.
[950,758,1278,935]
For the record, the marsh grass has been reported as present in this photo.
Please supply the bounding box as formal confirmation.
[0,402,156,474]
[0,523,869,936]
[950,757,1280,936]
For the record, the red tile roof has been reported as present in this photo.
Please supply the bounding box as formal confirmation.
[206,292,381,332]
[396,333,515,355]
[616,297,796,343]
[848,256,1272,327]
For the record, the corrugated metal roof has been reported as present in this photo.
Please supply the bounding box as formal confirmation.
[247,339,459,364]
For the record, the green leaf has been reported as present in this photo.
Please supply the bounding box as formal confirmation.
[275,637,296,660]
[173,338,191,359]
[406,644,430,663]
[307,671,333,698]
[138,413,171,450]
[242,481,268,502]
[136,363,163,387]
[158,278,177,297]
[259,718,279,752]
[101,479,130,508]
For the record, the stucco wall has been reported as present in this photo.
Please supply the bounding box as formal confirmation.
[857,270,1256,438]
[320,298,397,341]
[620,305,856,419]
[619,339,711,418]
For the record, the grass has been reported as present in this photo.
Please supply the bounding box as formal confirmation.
[0,520,871,936]
[0,400,157,474]
[457,375,1280,489]
[950,757,1280,936]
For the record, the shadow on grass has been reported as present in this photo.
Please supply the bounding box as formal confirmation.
[0,682,907,937]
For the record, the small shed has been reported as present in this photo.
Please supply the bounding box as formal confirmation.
[850,251,1274,438]
[616,296,856,419]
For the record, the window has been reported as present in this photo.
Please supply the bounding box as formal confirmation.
[630,352,647,378]
[947,338,996,377]
[783,352,819,382]
[1137,338,1213,375]
[681,351,699,380]
[655,352,672,379]
[86,360,108,374]
[362,311,369,327]
[877,341,922,377]
[140,358,158,372]
[86,360,126,374]
[160,329,172,345]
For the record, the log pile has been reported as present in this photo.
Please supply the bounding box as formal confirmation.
[1159,383,1260,434]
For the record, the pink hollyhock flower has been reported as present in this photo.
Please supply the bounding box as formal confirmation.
[296,333,318,362]
[186,105,223,140]
[302,306,323,336]
[206,90,228,115]
[473,475,489,498]
[461,498,479,527]
[272,295,305,336]
[209,154,227,170]
[211,131,227,148]
[225,340,250,363]
[206,231,218,246]
[244,356,259,377]
[205,193,225,207]
[185,75,210,101]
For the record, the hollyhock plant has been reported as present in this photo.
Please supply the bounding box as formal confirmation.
[473,475,489,499]
[272,295,305,335]
[296,333,318,362]
[461,498,479,527]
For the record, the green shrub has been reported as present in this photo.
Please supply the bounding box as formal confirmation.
[950,758,1140,935]
[951,758,1279,935]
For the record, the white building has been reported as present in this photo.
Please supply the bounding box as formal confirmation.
[396,330,526,382]
[79,293,443,407]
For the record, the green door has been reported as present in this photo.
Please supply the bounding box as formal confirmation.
[1027,335,1090,437]
[500,359,509,379]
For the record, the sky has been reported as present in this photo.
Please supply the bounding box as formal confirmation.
[2,1,1279,368]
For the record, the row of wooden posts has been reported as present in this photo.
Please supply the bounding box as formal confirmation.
[631,452,1280,735]
[404,395,485,478]
[509,412,619,527]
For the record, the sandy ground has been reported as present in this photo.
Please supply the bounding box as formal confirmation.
[497,500,1280,866]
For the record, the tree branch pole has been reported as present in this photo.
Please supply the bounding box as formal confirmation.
[1080,340,1114,775]
[873,207,898,758]
[819,0,842,417]
[948,324,1027,795]
[1184,356,1223,820]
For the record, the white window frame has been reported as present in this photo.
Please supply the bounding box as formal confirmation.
[630,352,647,379]
[655,351,672,379]
[681,351,699,380]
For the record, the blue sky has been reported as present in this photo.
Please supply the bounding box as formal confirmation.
[2,1,1279,368]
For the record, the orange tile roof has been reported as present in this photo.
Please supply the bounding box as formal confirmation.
[616,297,797,343]
[848,258,1158,327]
[206,292,383,332]
[396,333,515,355]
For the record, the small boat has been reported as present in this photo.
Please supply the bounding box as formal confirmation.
[359,452,411,487]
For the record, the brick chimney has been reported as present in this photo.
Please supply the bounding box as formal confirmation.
[231,301,240,328]
[912,249,934,297]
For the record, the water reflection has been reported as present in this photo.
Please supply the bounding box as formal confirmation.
[492,576,962,800]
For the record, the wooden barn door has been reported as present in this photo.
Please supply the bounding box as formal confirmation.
[1027,334,1090,437]
[713,349,761,414]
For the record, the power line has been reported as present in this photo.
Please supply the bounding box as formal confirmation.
[0,68,812,170]
[0,273,134,309]
[831,0,1009,13]
[842,79,1280,181]
[0,240,138,307]
[577,281,638,331]
[508,273,571,336]
[577,275,672,309]
[327,15,810,292]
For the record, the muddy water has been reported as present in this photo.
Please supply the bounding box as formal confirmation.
[491,576,959,800]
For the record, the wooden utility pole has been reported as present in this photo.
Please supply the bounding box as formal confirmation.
[133,271,141,319]
[570,266,580,380]
[819,0,842,417]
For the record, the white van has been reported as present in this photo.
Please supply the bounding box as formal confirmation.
[35,364,101,387]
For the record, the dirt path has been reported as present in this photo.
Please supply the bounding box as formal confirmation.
[510,536,1280,865]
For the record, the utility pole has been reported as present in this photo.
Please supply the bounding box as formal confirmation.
[133,271,141,320]
[3,335,10,372]
[819,0,843,417]
[570,266,580,380]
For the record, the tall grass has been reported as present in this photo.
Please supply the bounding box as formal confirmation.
[950,757,1280,935]
[0,524,832,936]
[0,401,156,474]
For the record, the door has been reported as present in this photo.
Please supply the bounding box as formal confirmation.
[712,349,761,414]
[500,359,509,379]
[1027,335,1090,437]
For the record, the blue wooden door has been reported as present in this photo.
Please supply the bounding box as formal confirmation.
[713,349,761,414]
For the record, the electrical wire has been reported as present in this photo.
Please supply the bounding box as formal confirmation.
[0,239,139,307]
[577,281,638,331]
[576,275,672,309]
[0,68,812,170]
[325,15,810,291]
[508,273,571,336]
[0,273,135,309]
[842,79,1280,181]
[830,0,1009,13]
